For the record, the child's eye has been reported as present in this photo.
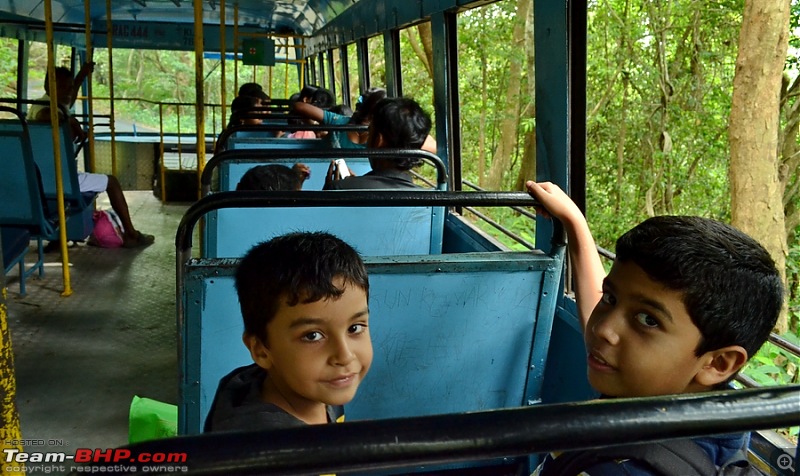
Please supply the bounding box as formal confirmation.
[348,323,368,334]
[301,331,324,342]
[634,313,659,328]
[600,291,616,305]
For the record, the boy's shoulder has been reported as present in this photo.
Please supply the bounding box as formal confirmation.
[534,433,760,476]
[204,364,303,432]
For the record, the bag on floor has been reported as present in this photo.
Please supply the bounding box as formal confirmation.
[88,209,124,248]
[129,395,178,443]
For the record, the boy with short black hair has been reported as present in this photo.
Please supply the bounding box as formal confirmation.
[204,231,372,431]
[526,181,784,475]
[324,97,435,190]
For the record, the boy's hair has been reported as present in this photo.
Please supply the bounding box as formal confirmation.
[351,87,387,125]
[615,216,783,359]
[43,66,74,94]
[238,82,269,102]
[228,95,261,127]
[236,164,303,191]
[235,232,369,343]
[370,97,432,170]
[310,87,335,109]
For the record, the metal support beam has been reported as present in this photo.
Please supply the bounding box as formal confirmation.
[383,29,402,97]
[356,37,369,93]
[430,12,459,190]
[533,0,571,254]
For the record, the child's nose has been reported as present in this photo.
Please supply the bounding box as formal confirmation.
[330,337,356,365]
[590,311,621,346]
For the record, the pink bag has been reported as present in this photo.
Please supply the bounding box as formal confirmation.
[88,210,124,248]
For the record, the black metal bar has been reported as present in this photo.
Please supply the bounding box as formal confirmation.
[462,179,538,220]
[200,148,449,190]
[78,385,800,475]
[176,190,542,252]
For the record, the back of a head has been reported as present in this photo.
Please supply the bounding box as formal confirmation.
[236,164,301,191]
[238,82,263,97]
[615,216,783,360]
[231,95,260,115]
[235,232,369,342]
[44,66,74,96]
[310,87,335,110]
[369,97,432,170]
[228,95,261,127]
[299,84,319,102]
[351,88,387,125]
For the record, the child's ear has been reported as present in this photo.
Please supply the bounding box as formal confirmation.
[694,345,748,387]
[243,333,273,370]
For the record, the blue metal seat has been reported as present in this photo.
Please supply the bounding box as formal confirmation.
[176,191,567,459]
[0,107,59,280]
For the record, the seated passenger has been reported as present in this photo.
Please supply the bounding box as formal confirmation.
[286,93,317,139]
[525,181,784,475]
[238,82,270,107]
[294,87,386,149]
[236,164,310,191]
[227,95,264,128]
[30,65,154,248]
[324,97,432,190]
[204,231,372,431]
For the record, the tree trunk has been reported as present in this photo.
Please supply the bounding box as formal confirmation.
[514,0,536,191]
[729,0,790,332]
[485,0,530,190]
[406,25,433,79]
[418,22,434,80]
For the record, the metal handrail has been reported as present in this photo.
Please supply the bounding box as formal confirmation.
[200,148,448,196]
[77,385,800,475]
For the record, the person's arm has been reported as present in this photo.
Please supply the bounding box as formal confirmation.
[70,62,95,108]
[293,101,325,123]
[526,181,605,331]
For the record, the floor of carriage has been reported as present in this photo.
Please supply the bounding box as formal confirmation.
[4,191,188,472]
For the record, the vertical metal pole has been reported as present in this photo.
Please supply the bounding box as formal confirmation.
[84,2,96,174]
[533,0,570,254]
[340,45,350,107]
[356,37,370,92]
[159,104,166,203]
[0,284,24,476]
[220,0,227,128]
[44,0,73,296]
[194,0,206,199]
[326,48,337,100]
[383,29,402,97]
[430,12,459,190]
[318,52,325,88]
[233,5,239,95]
[105,0,117,178]
[16,40,29,113]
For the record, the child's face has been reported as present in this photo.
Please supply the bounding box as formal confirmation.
[258,279,372,415]
[584,260,711,397]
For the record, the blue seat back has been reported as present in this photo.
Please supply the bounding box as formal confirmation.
[180,250,564,434]
[228,135,323,151]
[26,122,84,205]
[203,203,444,258]
[0,118,56,239]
